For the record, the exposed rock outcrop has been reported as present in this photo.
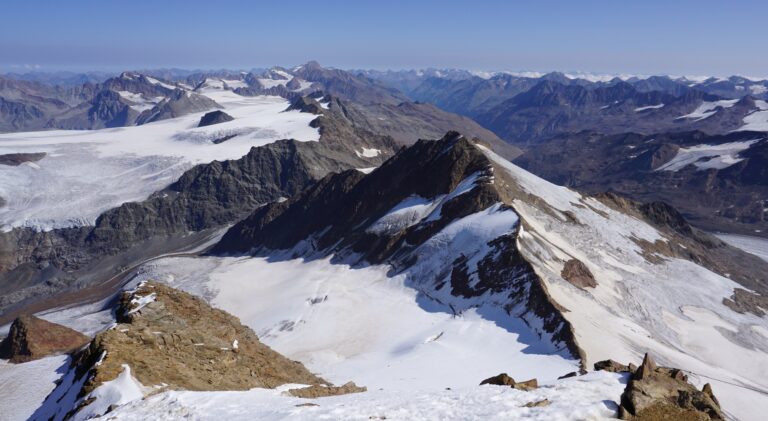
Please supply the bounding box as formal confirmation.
[197,110,234,127]
[594,359,635,373]
[136,90,220,125]
[0,314,89,363]
[480,373,538,391]
[287,382,367,398]
[35,281,364,420]
[561,258,597,289]
[0,152,46,166]
[618,353,723,420]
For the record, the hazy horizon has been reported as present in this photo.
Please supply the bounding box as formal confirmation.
[2,0,767,78]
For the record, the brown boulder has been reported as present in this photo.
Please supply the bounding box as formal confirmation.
[0,314,90,363]
[480,373,538,391]
[480,372,516,386]
[287,381,367,398]
[561,258,597,288]
[594,359,632,373]
[523,399,551,408]
[618,353,724,420]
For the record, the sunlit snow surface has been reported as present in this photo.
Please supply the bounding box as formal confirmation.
[132,251,577,393]
[477,144,768,421]
[716,234,768,262]
[676,99,739,121]
[104,371,626,421]
[655,139,762,171]
[0,355,70,421]
[737,99,768,132]
[0,91,319,231]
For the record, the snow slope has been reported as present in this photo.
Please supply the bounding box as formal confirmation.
[479,144,768,421]
[716,234,768,263]
[131,252,578,393]
[737,100,768,132]
[0,92,319,231]
[677,99,739,121]
[104,371,626,421]
[655,139,761,171]
[0,355,70,421]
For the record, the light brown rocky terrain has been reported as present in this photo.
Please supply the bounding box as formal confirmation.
[35,281,365,420]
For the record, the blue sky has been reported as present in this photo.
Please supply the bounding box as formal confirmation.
[1,0,765,77]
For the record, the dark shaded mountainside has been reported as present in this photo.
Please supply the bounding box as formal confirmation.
[515,130,768,236]
[0,100,397,321]
[475,81,759,144]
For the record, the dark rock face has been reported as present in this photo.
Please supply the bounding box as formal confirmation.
[480,373,538,391]
[0,314,90,363]
[0,97,46,131]
[197,110,234,127]
[214,132,498,256]
[0,152,46,166]
[136,90,220,125]
[474,80,744,144]
[560,258,597,289]
[516,131,768,237]
[618,354,723,420]
[55,89,138,129]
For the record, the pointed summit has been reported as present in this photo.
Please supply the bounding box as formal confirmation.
[634,352,657,380]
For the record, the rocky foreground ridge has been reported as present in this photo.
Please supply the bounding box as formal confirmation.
[23,281,364,420]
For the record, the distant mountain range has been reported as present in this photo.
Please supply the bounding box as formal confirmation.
[361,69,768,144]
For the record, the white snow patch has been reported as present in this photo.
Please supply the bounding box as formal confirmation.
[116,91,164,112]
[366,195,442,235]
[258,78,287,89]
[144,76,177,90]
[128,292,156,314]
[355,148,380,158]
[736,100,768,132]
[74,364,147,421]
[715,234,768,263]
[676,99,739,121]
[222,79,248,89]
[356,167,376,174]
[655,139,761,171]
[750,85,768,95]
[634,103,665,112]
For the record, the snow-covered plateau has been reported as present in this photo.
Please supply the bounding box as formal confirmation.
[0,89,319,231]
